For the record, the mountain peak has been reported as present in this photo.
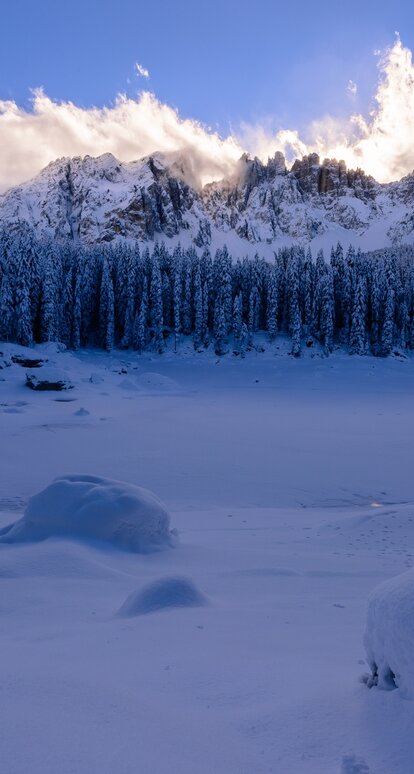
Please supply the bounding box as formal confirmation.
[1,150,414,252]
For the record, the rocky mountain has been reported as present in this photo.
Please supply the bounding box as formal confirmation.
[1,150,414,253]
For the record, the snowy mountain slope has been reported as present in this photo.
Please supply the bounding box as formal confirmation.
[1,150,414,252]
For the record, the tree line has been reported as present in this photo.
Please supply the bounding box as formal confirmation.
[0,226,414,357]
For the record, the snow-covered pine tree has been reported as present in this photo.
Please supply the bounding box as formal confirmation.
[0,270,14,341]
[331,242,347,341]
[99,257,115,351]
[287,249,302,356]
[60,266,74,347]
[193,264,203,350]
[350,274,367,355]
[303,248,314,331]
[150,253,164,353]
[232,292,243,353]
[172,246,182,352]
[214,289,228,356]
[202,280,210,347]
[319,266,334,353]
[380,284,395,356]
[40,247,58,342]
[14,252,33,346]
[266,264,278,341]
[181,251,193,336]
[133,276,148,352]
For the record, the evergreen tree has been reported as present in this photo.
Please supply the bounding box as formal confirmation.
[14,256,33,346]
[319,267,334,353]
[99,258,115,351]
[133,277,148,352]
[232,292,243,353]
[214,290,227,356]
[0,272,14,341]
[350,274,367,355]
[60,267,74,347]
[193,265,203,350]
[266,265,278,341]
[150,254,164,353]
[381,284,395,355]
[40,250,58,342]
[173,247,182,352]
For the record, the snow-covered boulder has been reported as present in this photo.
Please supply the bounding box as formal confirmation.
[117,576,207,616]
[12,354,48,368]
[364,568,414,698]
[26,367,74,391]
[0,354,11,370]
[0,475,173,553]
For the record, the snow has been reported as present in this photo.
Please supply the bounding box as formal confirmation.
[118,576,207,616]
[365,568,414,698]
[0,474,173,553]
[26,366,74,391]
[1,339,414,773]
[2,151,414,254]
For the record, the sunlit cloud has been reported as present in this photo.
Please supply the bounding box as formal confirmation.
[0,90,242,191]
[0,36,414,192]
[347,79,358,96]
[250,36,414,183]
[135,63,150,79]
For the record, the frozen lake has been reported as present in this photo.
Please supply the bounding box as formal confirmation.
[1,342,413,773]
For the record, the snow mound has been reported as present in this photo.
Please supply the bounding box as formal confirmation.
[0,542,125,579]
[137,372,179,392]
[118,576,207,616]
[26,367,74,391]
[0,475,173,553]
[90,372,104,384]
[364,568,414,698]
[341,755,370,773]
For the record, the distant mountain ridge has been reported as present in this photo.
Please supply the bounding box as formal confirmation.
[1,150,414,253]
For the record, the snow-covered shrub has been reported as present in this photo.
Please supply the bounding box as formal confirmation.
[118,576,207,616]
[364,568,414,698]
[0,475,173,553]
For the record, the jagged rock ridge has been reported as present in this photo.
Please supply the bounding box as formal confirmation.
[1,150,414,251]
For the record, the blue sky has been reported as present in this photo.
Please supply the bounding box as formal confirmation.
[1,1,414,190]
[1,0,413,137]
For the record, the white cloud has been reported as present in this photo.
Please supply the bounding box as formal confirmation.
[0,89,242,191]
[347,79,358,96]
[0,37,414,193]
[135,63,150,79]
[240,36,414,184]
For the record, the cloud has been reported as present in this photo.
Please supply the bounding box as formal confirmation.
[347,79,358,96]
[135,63,150,79]
[0,90,242,191]
[244,36,414,184]
[0,37,414,193]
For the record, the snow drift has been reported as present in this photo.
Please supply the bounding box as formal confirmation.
[117,576,207,616]
[0,474,173,552]
[365,568,414,698]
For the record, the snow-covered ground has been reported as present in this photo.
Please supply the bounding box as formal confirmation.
[1,340,414,773]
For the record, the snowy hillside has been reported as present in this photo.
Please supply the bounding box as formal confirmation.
[2,150,414,253]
